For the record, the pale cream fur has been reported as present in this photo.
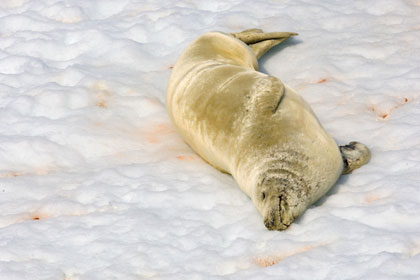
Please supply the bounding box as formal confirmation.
[166,31,354,230]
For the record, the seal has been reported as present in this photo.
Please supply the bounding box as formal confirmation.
[166,29,370,230]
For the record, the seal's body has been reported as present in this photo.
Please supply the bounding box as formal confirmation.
[166,30,370,230]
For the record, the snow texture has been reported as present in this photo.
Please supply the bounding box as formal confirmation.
[1,0,420,279]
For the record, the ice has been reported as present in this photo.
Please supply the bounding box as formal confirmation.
[1,0,420,279]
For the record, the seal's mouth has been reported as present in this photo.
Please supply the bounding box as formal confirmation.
[278,195,291,229]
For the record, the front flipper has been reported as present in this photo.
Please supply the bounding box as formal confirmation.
[340,142,370,174]
[250,76,285,115]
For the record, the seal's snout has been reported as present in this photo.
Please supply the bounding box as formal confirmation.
[263,195,292,231]
[263,215,290,231]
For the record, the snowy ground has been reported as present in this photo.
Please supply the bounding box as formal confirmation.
[1,0,420,279]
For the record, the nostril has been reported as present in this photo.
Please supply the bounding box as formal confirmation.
[264,218,274,229]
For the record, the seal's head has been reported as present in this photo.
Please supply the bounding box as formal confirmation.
[254,177,309,231]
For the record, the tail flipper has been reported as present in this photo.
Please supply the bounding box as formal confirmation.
[230,30,298,59]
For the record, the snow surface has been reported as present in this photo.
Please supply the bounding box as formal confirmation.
[1,0,420,279]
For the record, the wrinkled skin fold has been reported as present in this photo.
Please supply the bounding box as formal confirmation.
[166,30,370,230]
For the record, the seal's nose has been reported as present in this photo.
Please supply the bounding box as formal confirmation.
[264,218,275,230]
[264,217,290,231]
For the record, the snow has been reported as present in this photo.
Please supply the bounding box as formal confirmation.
[1,0,420,279]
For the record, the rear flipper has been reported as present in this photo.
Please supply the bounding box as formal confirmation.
[340,142,370,174]
[230,29,298,59]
